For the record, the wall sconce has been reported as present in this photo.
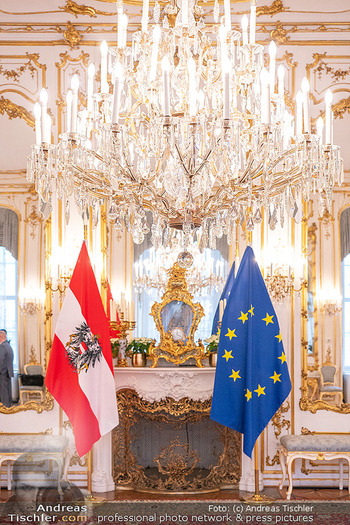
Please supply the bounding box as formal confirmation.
[262,244,305,302]
[19,288,45,314]
[317,288,342,316]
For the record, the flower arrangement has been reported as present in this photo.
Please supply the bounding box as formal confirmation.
[204,334,220,354]
[126,337,154,356]
[110,338,120,359]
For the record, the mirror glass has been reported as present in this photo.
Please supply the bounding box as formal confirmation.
[161,300,194,343]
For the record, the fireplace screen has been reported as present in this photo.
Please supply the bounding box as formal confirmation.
[113,389,241,493]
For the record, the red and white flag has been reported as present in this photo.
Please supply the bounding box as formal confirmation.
[45,242,119,457]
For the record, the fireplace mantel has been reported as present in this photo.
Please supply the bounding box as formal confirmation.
[114,366,216,402]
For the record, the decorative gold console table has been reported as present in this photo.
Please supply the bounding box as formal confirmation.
[113,368,241,493]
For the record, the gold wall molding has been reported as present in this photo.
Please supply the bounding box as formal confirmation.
[69,450,88,467]
[25,202,43,240]
[265,452,280,467]
[0,96,34,127]
[63,21,85,48]
[270,401,291,439]
[315,58,350,82]
[60,1,115,18]
[256,0,286,17]
[269,21,291,45]
[0,54,37,82]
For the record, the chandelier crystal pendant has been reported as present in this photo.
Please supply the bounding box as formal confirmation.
[27,0,343,249]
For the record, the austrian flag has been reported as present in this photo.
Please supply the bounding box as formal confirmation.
[45,242,119,457]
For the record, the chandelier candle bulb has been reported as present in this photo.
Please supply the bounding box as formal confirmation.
[161,57,171,117]
[331,110,334,145]
[301,77,310,133]
[122,14,128,48]
[141,0,149,32]
[87,63,95,114]
[112,63,123,124]
[249,0,256,44]
[100,40,109,94]
[39,88,48,143]
[316,117,324,144]
[269,40,276,91]
[260,67,270,124]
[188,57,197,117]
[224,0,231,32]
[46,115,52,144]
[150,25,161,82]
[71,74,79,134]
[241,14,248,45]
[325,89,333,144]
[182,0,188,27]
[117,1,124,48]
[296,90,303,136]
[66,90,72,133]
[34,102,41,145]
[277,65,285,97]
[223,66,230,120]
[219,300,224,322]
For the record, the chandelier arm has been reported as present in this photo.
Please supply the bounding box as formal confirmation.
[174,141,190,176]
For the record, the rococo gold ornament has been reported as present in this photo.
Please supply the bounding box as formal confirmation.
[148,263,206,367]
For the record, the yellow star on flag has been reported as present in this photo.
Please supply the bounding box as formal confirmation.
[248,305,254,316]
[229,369,241,382]
[270,371,281,383]
[217,328,221,337]
[225,328,237,340]
[222,349,233,362]
[238,311,249,324]
[278,352,287,364]
[254,384,266,397]
[245,389,252,402]
[262,313,274,326]
[275,331,282,343]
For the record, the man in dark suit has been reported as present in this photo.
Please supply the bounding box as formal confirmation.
[0,329,14,407]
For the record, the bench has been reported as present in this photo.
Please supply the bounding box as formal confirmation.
[279,435,350,500]
[0,434,70,495]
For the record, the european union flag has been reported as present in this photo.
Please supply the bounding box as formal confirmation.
[210,246,292,458]
[211,261,235,335]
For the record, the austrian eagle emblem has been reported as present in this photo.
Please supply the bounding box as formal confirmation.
[65,321,102,373]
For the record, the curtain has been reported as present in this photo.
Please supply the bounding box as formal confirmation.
[340,207,350,261]
[0,208,18,260]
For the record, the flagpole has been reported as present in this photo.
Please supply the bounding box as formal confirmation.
[254,442,260,497]
[242,437,274,503]
[87,449,93,494]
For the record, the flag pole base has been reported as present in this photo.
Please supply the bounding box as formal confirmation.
[240,442,274,503]
[241,493,275,503]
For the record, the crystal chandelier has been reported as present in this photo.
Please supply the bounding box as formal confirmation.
[27,0,343,249]
[134,238,225,296]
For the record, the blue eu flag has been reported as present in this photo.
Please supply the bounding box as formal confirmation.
[210,246,291,458]
[211,261,235,335]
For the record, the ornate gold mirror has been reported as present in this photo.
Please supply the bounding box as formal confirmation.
[148,263,206,367]
[300,210,350,413]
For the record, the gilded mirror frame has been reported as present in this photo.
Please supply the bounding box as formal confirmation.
[300,205,350,413]
[148,263,206,367]
[0,205,53,414]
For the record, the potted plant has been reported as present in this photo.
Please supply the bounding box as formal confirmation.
[204,334,220,367]
[126,338,154,367]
